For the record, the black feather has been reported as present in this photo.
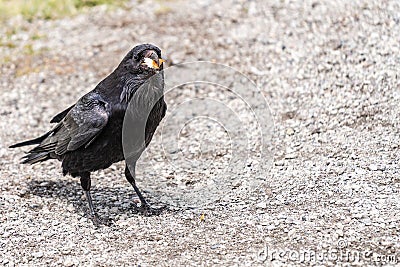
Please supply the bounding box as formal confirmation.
[50,105,74,123]
[9,131,52,148]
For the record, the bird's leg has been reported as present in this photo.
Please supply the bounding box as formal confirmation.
[84,191,96,217]
[80,172,100,225]
[124,163,164,216]
[124,163,149,208]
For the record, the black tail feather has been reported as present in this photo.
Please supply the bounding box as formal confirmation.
[21,152,50,164]
[30,143,57,153]
[9,131,52,148]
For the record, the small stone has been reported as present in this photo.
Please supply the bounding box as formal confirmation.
[32,252,43,258]
[256,202,267,209]
[66,205,75,212]
[110,207,119,213]
[266,224,275,231]
[288,228,296,237]
[63,259,74,267]
[286,127,295,136]
[362,218,372,226]
[211,244,221,249]
[285,153,297,159]
[232,180,241,188]
[351,213,364,219]
[368,164,378,171]
[336,229,344,237]
[62,249,71,255]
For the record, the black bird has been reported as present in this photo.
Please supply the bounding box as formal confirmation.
[10,44,167,224]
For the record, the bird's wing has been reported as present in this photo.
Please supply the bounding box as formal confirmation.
[50,93,111,155]
[50,105,74,123]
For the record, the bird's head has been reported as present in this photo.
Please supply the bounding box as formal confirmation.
[121,44,165,75]
[118,44,165,103]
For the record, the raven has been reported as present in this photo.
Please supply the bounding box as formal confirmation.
[10,44,167,224]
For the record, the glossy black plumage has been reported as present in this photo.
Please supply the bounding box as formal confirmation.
[10,44,167,223]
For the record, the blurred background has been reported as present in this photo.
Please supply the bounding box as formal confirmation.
[0,0,127,20]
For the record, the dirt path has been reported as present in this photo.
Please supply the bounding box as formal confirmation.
[0,0,399,265]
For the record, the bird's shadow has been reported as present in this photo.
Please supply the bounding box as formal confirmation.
[26,179,169,226]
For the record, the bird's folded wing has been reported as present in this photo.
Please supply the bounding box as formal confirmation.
[50,105,74,123]
[53,93,111,155]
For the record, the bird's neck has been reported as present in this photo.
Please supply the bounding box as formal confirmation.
[120,72,164,105]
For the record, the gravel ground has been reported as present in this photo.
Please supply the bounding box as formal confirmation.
[1,0,399,266]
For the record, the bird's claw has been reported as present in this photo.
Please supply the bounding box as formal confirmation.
[136,203,166,216]
[88,213,112,227]
[89,213,101,226]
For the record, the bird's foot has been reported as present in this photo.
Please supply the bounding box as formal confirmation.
[88,213,113,227]
[135,203,166,216]
[90,213,101,226]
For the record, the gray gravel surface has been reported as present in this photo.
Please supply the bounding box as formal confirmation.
[1,0,399,266]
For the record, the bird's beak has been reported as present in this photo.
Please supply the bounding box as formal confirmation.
[153,59,165,69]
[153,58,165,70]
[151,59,159,69]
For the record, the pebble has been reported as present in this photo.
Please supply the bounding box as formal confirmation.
[256,202,267,209]
[286,128,295,136]
[63,259,74,267]
[32,252,44,258]
[66,205,75,212]
[336,229,344,237]
[285,153,298,159]
[361,218,372,226]
[368,164,379,171]
[288,228,296,237]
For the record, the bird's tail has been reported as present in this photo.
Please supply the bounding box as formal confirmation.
[10,131,54,164]
[9,131,52,148]
[21,152,51,164]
